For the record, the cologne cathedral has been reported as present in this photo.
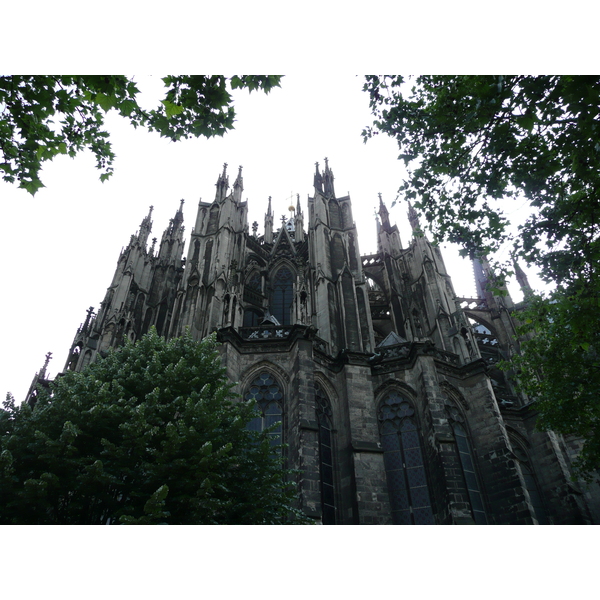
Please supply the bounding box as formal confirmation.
[27,161,600,524]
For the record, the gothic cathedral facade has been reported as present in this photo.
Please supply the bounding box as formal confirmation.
[33,161,599,524]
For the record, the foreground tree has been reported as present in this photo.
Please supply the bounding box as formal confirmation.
[363,75,600,474]
[509,291,600,477]
[0,329,303,524]
[0,75,281,195]
[362,76,599,281]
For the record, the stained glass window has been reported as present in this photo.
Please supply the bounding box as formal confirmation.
[452,422,487,524]
[316,383,336,524]
[378,392,435,524]
[244,371,283,451]
[444,399,487,524]
[271,266,293,325]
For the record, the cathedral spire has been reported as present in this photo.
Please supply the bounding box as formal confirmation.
[407,201,421,233]
[376,194,402,255]
[215,162,229,202]
[472,255,488,299]
[294,193,305,243]
[138,205,154,247]
[25,351,53,407]
[323,157,335,198]
[472,253,515,309]
[314,161,323,194]
[81,306,95,334]
[158,200,186,262]
[39,351,52,380]
[233,165,244,203]
[173,199,185,231]
[513,256,533,298]
[375,208,383,253]
[378,193,391,229]
[264,196,274,243]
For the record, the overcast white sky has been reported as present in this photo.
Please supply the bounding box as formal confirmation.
[0,74,547,404]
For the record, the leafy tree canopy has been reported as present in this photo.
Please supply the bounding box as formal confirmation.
[0,75,282,195]
[362,75,600,288]
[363,75,600,474]
[0,329,304,524]
[508,290,600,478]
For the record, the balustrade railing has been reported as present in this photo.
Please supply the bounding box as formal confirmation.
[240,325,292,340]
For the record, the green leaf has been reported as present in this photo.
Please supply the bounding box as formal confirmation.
[94,93,116,112]
[516,112,535,131]
[21,179,45,195]
[119,100,136,117]
[161,99,185,118]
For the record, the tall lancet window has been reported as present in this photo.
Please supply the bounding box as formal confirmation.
[445,402,487,524]
[271,266,294,325]
[315,383,336,524]
[244,371,283,452]
[378,392,435,525]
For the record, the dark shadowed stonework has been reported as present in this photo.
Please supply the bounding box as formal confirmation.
[32,161,600,524]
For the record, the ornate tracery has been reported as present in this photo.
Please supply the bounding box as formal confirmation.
[445,400,487,524]
[378,392,435,524]
[244,371,283,451]
[315,382,336,524]
[270,265,294,325]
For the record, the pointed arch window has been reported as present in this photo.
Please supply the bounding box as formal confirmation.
[244,371,283,451]
[207,205,219,234]
[329,199,341,229]
[315,382,336,524]
[446,403,487,524]
[378,392,435,524]
[156,303,168,336]
[191,240,200,265]
[271,266,294,325]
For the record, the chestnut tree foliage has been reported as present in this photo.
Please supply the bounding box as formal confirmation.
[363,76,600,474]
[0,330,303,524]
[510,293,600,477]
[0,75,281,195]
